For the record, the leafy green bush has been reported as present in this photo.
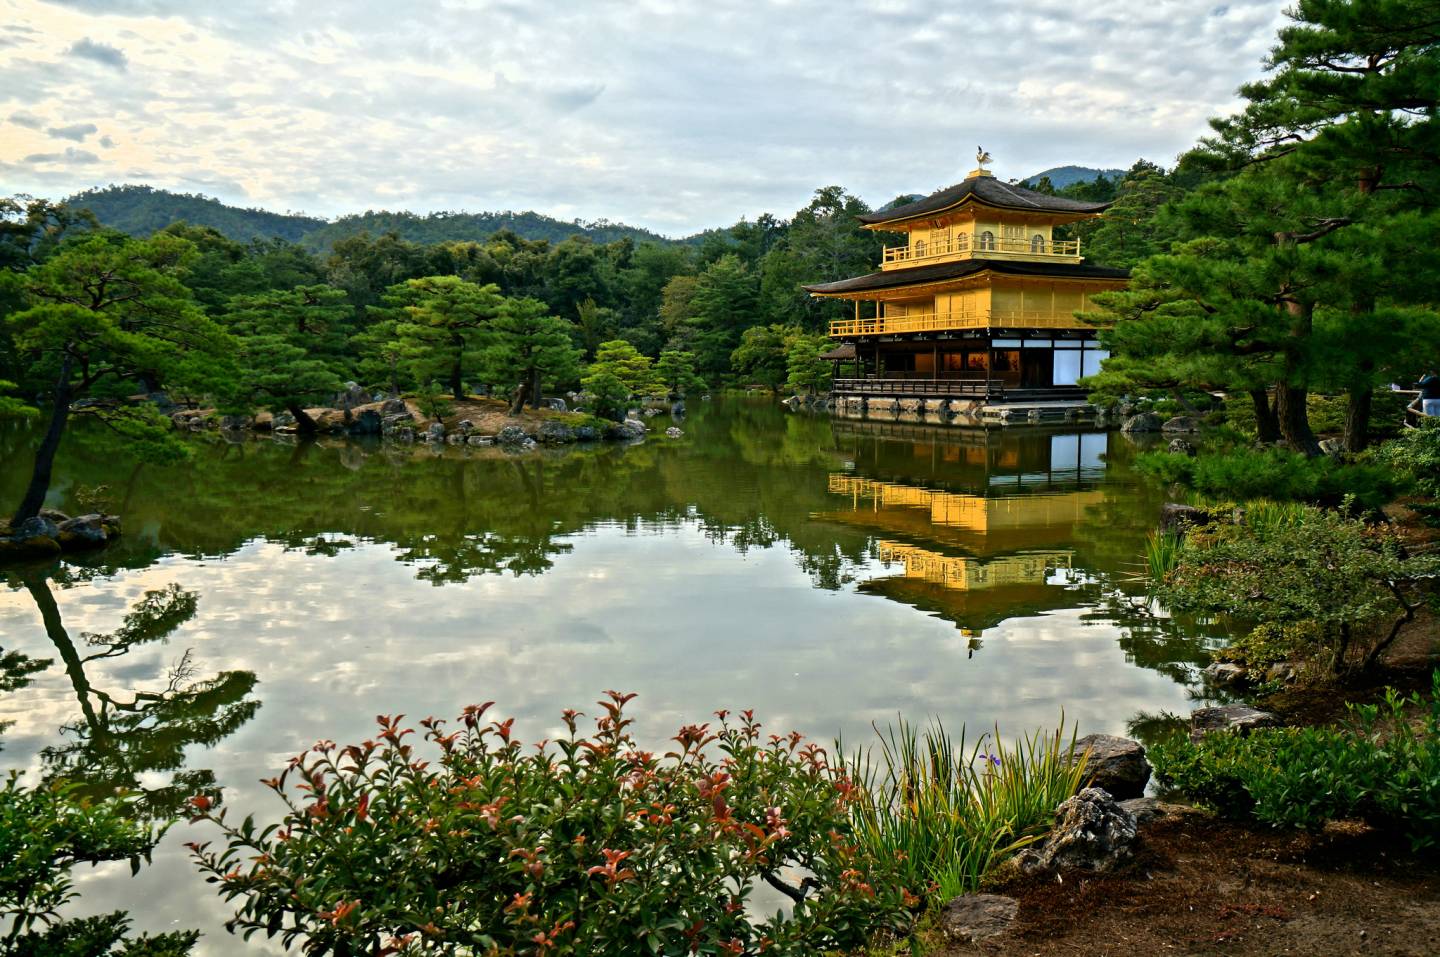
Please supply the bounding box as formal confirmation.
[0,775,197,953]
[1376,418,1440,499]
[845,719,1087,901]
[1157,505,1437,675]
[1136,447,1403,509]
[188,694,913,955]
[1152,672,1440,849]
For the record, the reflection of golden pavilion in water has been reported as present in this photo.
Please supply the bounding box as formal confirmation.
[822,471,1103,633]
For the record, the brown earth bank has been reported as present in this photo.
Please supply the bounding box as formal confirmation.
[937,813,1440,957]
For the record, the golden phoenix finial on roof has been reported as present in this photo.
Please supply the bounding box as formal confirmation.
[976,146,992,170]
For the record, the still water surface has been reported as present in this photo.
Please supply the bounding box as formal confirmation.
[0,398,1215,952]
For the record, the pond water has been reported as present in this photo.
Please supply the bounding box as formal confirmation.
[0,398,1217,953]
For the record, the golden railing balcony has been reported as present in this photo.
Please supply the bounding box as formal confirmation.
[829,309,1090,337]
[881,234,1081,267]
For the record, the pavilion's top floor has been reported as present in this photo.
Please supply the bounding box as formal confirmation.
[858,170,1113,271]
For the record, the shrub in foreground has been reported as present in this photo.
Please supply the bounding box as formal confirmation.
[1151,672,1440,850]
[188,693,913,955]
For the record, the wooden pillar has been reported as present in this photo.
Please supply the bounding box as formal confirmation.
[985,335,993,397]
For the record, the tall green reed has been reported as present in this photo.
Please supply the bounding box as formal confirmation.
[843,717,1088,901]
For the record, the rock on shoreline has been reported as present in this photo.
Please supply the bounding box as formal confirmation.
[0,510,122,561]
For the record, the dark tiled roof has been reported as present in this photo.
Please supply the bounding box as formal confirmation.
[804,258,1130,296]
[819,342,857,360]
[859,176,1112,225]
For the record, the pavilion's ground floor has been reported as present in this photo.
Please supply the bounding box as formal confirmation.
[827,330,1110,407]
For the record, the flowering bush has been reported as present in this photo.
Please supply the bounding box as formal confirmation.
[188,693,912,955]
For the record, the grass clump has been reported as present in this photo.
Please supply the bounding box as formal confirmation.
[1136,447,1402,510]
[845,718,1087,901]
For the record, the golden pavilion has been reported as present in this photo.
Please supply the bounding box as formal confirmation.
[804,154,1129,405]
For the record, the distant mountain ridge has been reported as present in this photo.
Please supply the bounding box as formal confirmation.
[64,184,681,250]
[1022,166,1126,189]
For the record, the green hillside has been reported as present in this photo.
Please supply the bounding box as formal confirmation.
[300,209,677,250]
[66,185,324,243]
[1023,166,1126,189]
[64,184,681,249]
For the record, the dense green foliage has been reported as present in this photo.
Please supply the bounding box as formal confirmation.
[1152,673,1440,849]
[1156,505,1438,674]
[188,694,913,955]
[1087,1,1440,453]
[1136,446,1402,509]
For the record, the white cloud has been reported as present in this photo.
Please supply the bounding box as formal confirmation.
[47,120,97,140]
[0,0,1292,233]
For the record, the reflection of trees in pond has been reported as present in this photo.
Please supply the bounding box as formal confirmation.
[17,574,260,818]
[0,647,51,750]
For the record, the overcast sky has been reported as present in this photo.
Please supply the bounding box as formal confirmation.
[0,0,1289,236]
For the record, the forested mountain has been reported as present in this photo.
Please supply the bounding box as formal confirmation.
[301,210,677,250]
[64,184,681,249]
[1024,166,1125,189]
[67,185,324,243]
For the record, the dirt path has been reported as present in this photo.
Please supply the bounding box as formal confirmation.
[939,813,1440,956]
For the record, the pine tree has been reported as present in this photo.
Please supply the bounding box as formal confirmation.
[481,297,582,414]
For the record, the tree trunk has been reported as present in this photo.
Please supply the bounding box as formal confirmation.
[1344,385,1373,452]
[1275,384,1320,456]
[1278,299,1320,456]
[450,359,464,401]
[528,368,542,410]
[508,382,529,416]
[12,358,73,525]
[1250,388,1281,443]
[285,402,318,436]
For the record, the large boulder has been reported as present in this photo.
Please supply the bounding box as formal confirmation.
[14,515,59,541]
[575,425,599,442]
[664,426,684,438]
[348,409,382,436]
[56,513,110,549]
[1161,415,1203,433]
[1120,412,1162,433]
[334,382,367,410]
[380,397,408,416]
[1070,734,1150,800]
[1018,788,1138,875]
[1159,503,1212,535]
[536,420,576,444]
[1204,661,1248,686]
[1189,705,1280,742]
[496,425,531,446]
[938,894,1017,944]
[541,397,568,412]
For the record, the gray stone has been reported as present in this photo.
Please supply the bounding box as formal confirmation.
[446,433,464,445]
[1159,503,1212,535]
[1161,415,1203,433]
[219,414,251,431]
[542,397,568,412]
[348,409,382,436]
[1118,797,1190,825]
[38,508,71,524]
[664,426,684,438]
[1167,437,1197,456]
[14,516,59,541]
[1018,788,1137,875]
[1189,704,1280,742]
[56,514,109,549]
[1121,412,1162,433]
[938,894,1018,944]
[642,406,663,417]
[1204,661,1248,686]
[272,412,296,429]
[455,419,475,433]
[467,435,492,446]
[335,381,367,409]
[1265,661,1300,684]
[536,420,576,444]
[380,397,408,416]
[1071,734,1150,800]
[671,400,686,416]
[575,425,599,442]
[496,425,531,446]
[426,422,445,438]
[606,419,646,441]
[1319,438,1344,456]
